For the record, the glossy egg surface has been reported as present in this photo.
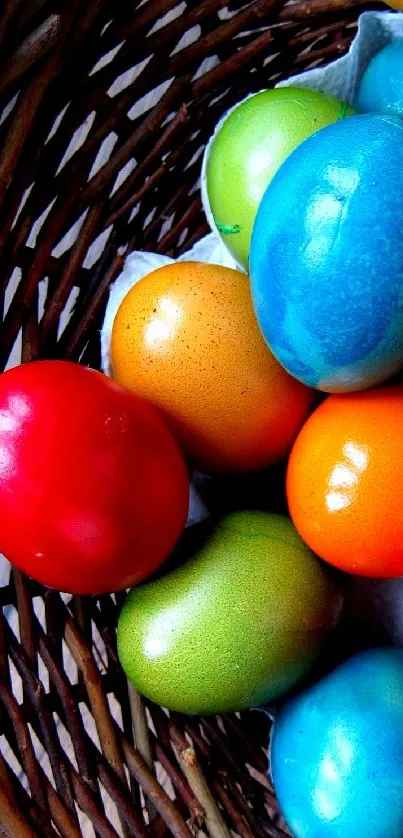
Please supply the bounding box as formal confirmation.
[0,361,189,594]
[271,648,403,838]
[250,114,403,392]
[118,511,342,714]
[356,40,403,117]
[206,87,353,270]
[287,384,403,577]
[111,261,313,471]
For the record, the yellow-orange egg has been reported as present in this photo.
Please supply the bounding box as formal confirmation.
[111,262,313,472]
[384,1,403,8]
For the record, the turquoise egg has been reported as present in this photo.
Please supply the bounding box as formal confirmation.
[270,648,403,838]
[250,114,403,392]
[356,40,403,117]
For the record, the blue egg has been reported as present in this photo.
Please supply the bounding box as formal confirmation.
[249,114,403,392]
[356,40,403,117]
[270,649,403,838]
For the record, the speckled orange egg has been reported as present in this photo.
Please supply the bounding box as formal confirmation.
[111,262,313,472]
[287,385,403,577]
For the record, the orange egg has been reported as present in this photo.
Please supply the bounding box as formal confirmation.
[111,262,313,472]
[287,385,403,577]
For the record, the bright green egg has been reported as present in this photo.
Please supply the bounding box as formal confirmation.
[205,87,354,270]
[117,511,342,714]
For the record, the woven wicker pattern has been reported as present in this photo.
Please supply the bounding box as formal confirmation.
[0,1,383,835]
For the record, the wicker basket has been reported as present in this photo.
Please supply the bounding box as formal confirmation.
[0,1,386,835]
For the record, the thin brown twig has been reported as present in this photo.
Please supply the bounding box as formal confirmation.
[121,733,193,838]
[0,682,48,817]
[170,724,231,838]
[128,683,158,821]
[64,614,129,834]
[0,14,60,96]
[0,772,39,838]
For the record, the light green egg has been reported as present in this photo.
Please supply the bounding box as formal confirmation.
[117,511,342,715]
[206,87,354,270]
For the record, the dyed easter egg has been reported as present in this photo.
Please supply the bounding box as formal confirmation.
[356,40,403,117]
[271,648,403,838]
[384,0,403,8]
[117,512,342,714]
[205,88,353,269]
[0,361,188,594]
[111,262,313,472]
[250,114,403,392]
[287,385,403,577]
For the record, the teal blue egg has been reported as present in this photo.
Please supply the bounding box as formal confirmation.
[250,114,403,392]
[271,648,403,837]
[356,40,403,117]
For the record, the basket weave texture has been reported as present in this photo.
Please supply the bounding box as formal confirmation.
[0,1,384,836]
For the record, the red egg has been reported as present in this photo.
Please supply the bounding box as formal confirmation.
[0,361,189,594]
